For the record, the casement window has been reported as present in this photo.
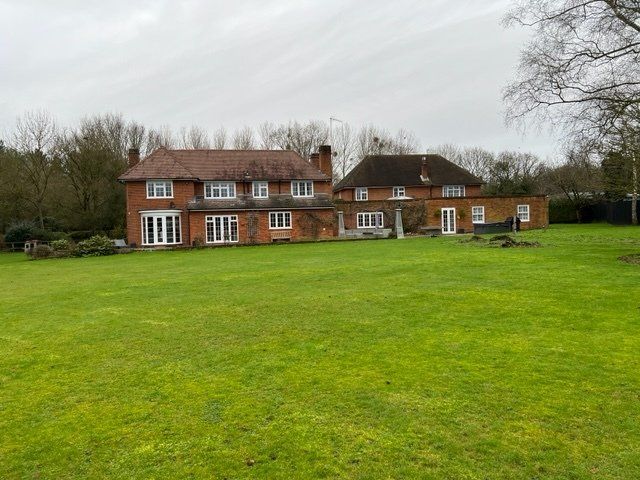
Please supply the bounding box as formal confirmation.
[517,204,530,222]
[269,211,292,229]
[141,212,181,245]
[205,215,238,243]
[252,181,269,198]
[472,206,485,224]
[355,187,368,201]
[291,181,313,197]
[204,182,236,199]
[443,185,465,197]
[392,186,405,198]
[146,180,173,199]
[357,212,384,228]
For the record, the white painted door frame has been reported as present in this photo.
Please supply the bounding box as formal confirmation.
[441,207,456,234]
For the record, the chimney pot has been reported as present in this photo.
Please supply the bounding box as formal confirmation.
[128,148,140,168]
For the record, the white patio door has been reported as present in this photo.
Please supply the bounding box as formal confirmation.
[441,207,456,234]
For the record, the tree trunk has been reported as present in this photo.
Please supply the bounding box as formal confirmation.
[633,154,638,225]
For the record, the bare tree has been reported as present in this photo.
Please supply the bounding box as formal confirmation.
[547,144,603,221]
[432,144,495,180]
[179,125,210,149]
[258,121,278,150]
[356,125,420,158]
[11,110,58,228]
[146,125,175,153]
[332,122,358,180]
[212,127,228,149]
[232,126,256,149]
[504,1,640,140]
[485,151,545,195]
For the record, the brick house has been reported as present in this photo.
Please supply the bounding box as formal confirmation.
[118,146,335,247]
[333,154,548,233]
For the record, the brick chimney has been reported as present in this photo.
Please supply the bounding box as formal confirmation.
[421,156,430,181]
[318,145,332,180]
[128,148,140,168]
[309,152,320,170]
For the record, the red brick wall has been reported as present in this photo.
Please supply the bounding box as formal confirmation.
[425,196,548,232]
[126,179,334,246]
[335,184,482,201]
[336,195,548,232]
[189,208,335,245]
[125,180,195,245]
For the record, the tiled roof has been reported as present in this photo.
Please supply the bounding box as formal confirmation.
[118,148,329,181]
[334,154,484,190]
[187,193,334,211]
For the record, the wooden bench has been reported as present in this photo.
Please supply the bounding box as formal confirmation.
[270,230,292,242]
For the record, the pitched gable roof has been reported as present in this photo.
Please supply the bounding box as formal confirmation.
[118,148,329,182]
[333,154,484,191]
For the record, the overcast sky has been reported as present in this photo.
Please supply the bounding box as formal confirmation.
[0,0,558,159]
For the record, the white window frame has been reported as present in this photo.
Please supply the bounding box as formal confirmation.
[392,186,405,198]
[357,212,384,228]
[140,211,182,245]
[472,206,485,224]
[146,180,173,199]
[291,181,313,197]
[269,211,292,230]
[442,185,465,197]
[355,187,368,201]
[517,204,530,222]
[204,181,236,199]
[252,181,269,199]
[205,215,239,243]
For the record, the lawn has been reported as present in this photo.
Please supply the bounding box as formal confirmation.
[1,224,639,479]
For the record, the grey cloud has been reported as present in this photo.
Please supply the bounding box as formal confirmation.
[0,0,557,158]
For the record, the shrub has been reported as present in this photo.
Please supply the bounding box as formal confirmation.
[4,222,68,243]
[4,221,37,243]
[50,239,72,252]
[76,235,115,257]
[29,244,53,259]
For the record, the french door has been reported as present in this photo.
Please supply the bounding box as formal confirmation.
[206,215,239,243]
[141,214,182,245]
[441,208,456,234]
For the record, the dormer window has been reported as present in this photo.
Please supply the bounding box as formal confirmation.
[392,186,405,198]
[443,185,465,197]
[355,187,368,201]
[146,180,173,199]
[205,182,236,199]
[291,181,313,197]
[253,181,269,198]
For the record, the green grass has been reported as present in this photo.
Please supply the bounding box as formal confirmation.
[1,224,639,479]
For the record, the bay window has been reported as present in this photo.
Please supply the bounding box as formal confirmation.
[141,212,181,245]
